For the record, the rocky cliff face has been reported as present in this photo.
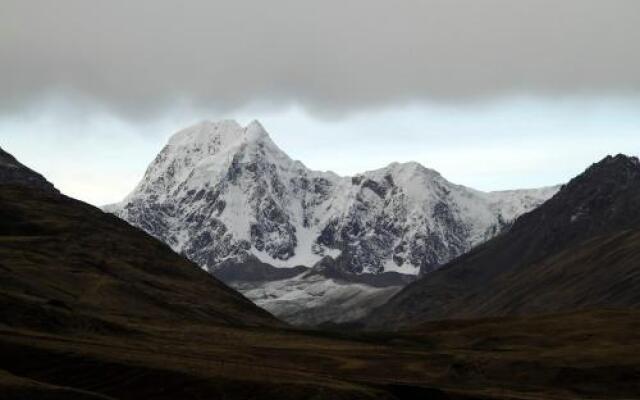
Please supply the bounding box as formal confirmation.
[107,120,557,324]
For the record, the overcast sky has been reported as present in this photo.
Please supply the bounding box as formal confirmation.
[2,1,640,205]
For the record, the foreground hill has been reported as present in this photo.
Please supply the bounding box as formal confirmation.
[1,148,639,399]
[0,147,280,331]
[107,119,556,324]
[0,147,58,193]
[367,154,640,329]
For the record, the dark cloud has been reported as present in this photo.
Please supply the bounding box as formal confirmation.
[2,0,639,117]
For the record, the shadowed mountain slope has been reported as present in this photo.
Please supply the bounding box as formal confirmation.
[0,148,58,194]
[0,147,280,330]
[367,154,640,328]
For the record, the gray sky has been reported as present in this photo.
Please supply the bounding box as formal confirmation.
[1,1,640,205]
[3,0,640,115]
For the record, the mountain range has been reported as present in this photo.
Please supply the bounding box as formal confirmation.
[107,120,557,324]
[1,145,639,400]
[367,154,640,329]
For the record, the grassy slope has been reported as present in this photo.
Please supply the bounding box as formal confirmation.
[1,310,639,399]
[0,185,279,329]
[454,229,640,318]
[368,228,640,328]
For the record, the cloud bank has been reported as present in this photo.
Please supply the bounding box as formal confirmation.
[2,0,639,117]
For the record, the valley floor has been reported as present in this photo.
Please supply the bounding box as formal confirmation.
[1,309,639,400]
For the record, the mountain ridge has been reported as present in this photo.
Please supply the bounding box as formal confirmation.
[0,147,59,194]
[366,153,640,329]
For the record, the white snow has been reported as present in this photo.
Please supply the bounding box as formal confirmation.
[382,259,420,275]
[487,186,561,222]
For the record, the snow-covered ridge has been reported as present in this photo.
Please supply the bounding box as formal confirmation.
[109,119,559,277]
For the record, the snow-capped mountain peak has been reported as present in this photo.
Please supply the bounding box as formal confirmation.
[107,120,560,325]
[383,161,440,177]
[244,119,269,139]
[165,119,278,163]
[110,120,558,279]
